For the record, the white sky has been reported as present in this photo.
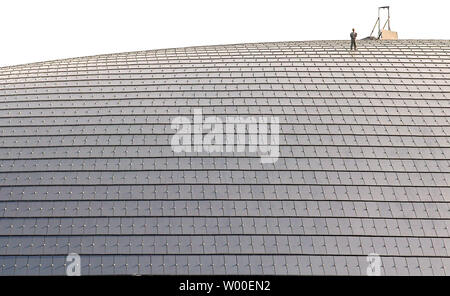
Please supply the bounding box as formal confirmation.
[0,0,449,67]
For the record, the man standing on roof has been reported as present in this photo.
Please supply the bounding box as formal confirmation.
[350,28,357,51]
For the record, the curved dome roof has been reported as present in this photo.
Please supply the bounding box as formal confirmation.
[0,40,449,275]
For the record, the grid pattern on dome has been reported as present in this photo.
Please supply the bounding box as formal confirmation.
[0,39,449,275]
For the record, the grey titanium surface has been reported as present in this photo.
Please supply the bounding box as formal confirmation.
[0,39,449,275]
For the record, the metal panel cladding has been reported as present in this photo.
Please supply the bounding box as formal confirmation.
[0,39,450,275]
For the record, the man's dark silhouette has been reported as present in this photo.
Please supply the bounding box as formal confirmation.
[350,28,357,51]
